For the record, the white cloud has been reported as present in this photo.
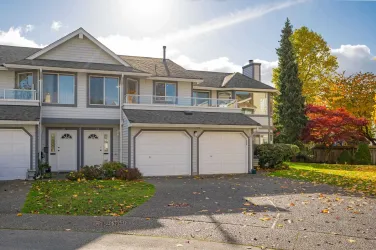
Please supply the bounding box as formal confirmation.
[25,24,34,33]
[51,21,62,31]
[174,55,241,73]
[0,27,43,47]
[331,44,376,74]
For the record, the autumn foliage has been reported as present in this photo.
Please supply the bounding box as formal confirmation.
[301,105,368,146]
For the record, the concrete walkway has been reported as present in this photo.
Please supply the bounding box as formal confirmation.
[0,175,375,249]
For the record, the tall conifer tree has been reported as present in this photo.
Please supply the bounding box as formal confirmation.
[274,18,306,144]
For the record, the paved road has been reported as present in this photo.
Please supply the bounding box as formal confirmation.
[0,175,375,249]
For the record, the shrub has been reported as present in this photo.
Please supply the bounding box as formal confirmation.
[66,171,85,181]
[80,165,103,180]
[102,162,126,178]
[337,150,353,164]
[354,143,372,165]
[115,168,142,181]
[295,143,314,162]
[286,144,300,156]
[254,144,294,169]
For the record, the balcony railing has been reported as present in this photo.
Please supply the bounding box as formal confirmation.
[0,89,37,100]
[124,94,238,108]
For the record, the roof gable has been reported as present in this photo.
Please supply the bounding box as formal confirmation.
[27,28,129,66]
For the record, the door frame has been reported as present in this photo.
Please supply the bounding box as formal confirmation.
[197,130,250,175]
[81,128,113,166]
[46,127,80,171]
[0,127,33,170]
[133,129,193,175]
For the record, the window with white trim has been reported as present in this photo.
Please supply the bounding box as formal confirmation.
[17,73,33,90]
[89,76,119,106]
[43,73,75,104]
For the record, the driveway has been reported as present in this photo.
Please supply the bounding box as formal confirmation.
[0,174,375,250]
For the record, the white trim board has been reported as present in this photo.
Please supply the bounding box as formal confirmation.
[193,86,278,93]
[26,28,130,67]
[129,123,259,129]
[148,76,203,84]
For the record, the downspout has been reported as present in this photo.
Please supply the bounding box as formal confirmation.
[119,74,124,163]
[38,68,43,165]
[267,93,271,143]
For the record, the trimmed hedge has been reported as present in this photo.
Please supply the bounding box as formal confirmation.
[254,144,294,169]
[354,143,372,165]
[337,150,353,164]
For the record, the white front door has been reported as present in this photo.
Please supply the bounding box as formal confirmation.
[135,131,191,176]
[199,132,248,175]
[48,130,77,172]
[83,130,111,166]
[0,129,30,180]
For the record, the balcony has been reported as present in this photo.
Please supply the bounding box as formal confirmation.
[124,94,239,108]
[0,89,38,106]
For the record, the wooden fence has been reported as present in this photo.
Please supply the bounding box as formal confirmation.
[312,146,376,164]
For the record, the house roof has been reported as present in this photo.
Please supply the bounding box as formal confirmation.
[7,59,144,73]
[119,55,201,80]
[188,70,275,90]
[0,45,40,64]
[123,109,260,126]
[0,105,40,121]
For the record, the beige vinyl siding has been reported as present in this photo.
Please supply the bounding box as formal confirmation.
[177,81,192,106]
[139,79,153,96]
[0,71,15,89]
[41,73,120,119]
[122,114,130,164]
[0,125,37,170]
[253,64,261,81]
[38,36,120,65]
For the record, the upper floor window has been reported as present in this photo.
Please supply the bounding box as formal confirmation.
[193,91,210,106]
[89,76,119,106]
[154,82,176,104]
[18,73,33,90]
[235,91,254,109]
[43,73,75,104]
[253,92,268,115]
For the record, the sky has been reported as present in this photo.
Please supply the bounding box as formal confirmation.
[0,0,375,85]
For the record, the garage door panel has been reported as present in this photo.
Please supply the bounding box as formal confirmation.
[199,132,247,175]
[0,129,30,180]
[135,131,191,176]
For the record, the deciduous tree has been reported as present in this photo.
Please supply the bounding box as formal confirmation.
[302,105,368,161]
[273,26,338,104]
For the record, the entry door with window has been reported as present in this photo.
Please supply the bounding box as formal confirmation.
[84,130,111,166]
[126,78,139,104]
[48,130,77,172]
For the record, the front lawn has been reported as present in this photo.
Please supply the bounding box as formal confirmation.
[269,162,376,196]
[22,180,155,216]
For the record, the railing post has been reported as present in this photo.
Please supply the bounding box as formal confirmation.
[3,89,5,100]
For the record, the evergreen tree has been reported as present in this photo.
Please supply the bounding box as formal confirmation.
[274,18,307,144]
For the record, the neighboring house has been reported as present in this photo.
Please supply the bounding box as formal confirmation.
[0,28,276,180]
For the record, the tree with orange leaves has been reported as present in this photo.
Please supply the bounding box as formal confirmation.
[322,72,376,144]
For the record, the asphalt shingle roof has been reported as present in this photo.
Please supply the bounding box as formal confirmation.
[10,59,144,73]
[0,105,40,121]
[188,70,275,90]
[0,45,40,64]
[123,109,260,126]
[119,55,201,79]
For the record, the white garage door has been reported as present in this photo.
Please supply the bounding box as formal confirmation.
[0,129,30,180]
[199,132,248,175]
[135,131,191,176]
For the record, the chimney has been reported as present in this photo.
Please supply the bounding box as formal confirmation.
[163,46,166,61]
[242,59,261,81]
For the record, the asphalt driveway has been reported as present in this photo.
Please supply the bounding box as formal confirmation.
[0,174,375,250]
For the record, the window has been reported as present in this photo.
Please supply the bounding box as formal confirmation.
[217,91,232,106]
[89,76,119,106]
[61,133,72,139]
[235,91,254,109]
[253,92,268,115]
[154,82,176,103]
[88,134,99,139]
[193,91,210,106]
[43,73,75,104]
[18,73,33,90]
[50,133,56,153]
[104,134,109,153]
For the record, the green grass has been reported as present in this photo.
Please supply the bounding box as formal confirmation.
[269,162,376,196]
[22,180,155,216]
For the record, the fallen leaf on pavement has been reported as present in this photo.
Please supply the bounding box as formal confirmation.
[16,213,22,216]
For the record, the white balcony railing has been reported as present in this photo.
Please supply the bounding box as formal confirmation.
[124,94,238,108]
[0,89,37,100]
